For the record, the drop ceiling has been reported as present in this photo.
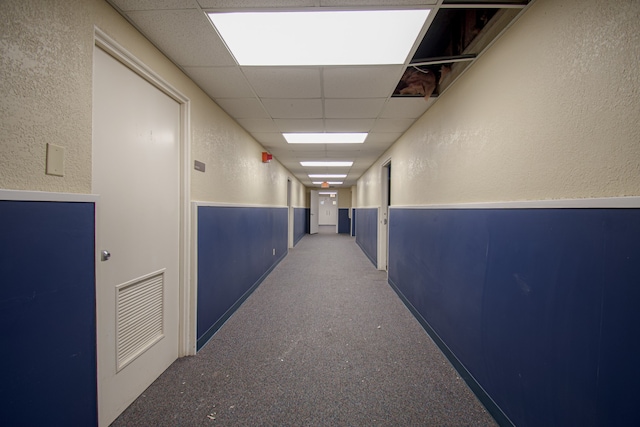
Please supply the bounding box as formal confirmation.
[106,0,531,188]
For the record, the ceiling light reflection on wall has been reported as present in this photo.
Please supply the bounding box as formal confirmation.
[300,161,353,167]
[284,133,367,144]
[208,9,430,66]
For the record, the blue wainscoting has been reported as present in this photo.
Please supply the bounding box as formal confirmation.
[0,200,97,426]
[294,207,307,245]
[338,208,350,234]
[355,208,377,266]
[388,207,640,427]
[197,205,288,349]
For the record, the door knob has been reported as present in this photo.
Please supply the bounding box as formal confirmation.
[101,250,111,261]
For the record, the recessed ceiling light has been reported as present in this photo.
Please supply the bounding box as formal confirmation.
[208,9,430,66]
[312,181,343,185]
[301,161,353,167]
[309,174,347,178]
[284,133,367,144]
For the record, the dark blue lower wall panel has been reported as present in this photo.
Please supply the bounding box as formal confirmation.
[0,200,97,426]
[338,208,350,234]
[197,206,288,349]
[351,208,356,236]
[388,207,640,427]
[294,207,306,245]
[355,208,377,266]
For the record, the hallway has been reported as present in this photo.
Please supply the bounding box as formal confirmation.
[112,229,496,426]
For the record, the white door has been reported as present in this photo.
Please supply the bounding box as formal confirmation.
[310,190,319,234]
[318,196,338,225]
[93,47,181,426]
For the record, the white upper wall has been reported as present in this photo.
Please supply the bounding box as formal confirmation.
[358,0,640,207]
[0,0,305,207]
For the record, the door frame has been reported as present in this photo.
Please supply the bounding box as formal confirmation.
[333,192,339,234]
[94,28,194,357]
[378,158,391,271]
[287,178,294,248]
[310,190,319,234]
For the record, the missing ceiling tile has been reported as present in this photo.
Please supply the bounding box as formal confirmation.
[393,67,438,99]
[393,4,529,99]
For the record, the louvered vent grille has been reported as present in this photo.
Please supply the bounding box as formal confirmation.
[116,270,164,371]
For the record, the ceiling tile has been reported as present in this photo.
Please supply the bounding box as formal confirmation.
[262,99,323,119]
[197,0,318,7]
[294,150,327,157]
[324,98,387,119]
[215,98,268,119]
[371,118,415,133]
[273,119,324,132]
[326,151,363,159]
[183,66,254,98]
[365,132,403,146]
[109,0,196,11]
[126,9,235,66]
[250,133,287,145]
[319,0,437,5]
[324,119,375,132]
[380,97,434,119]
[323,66,404,98]
[236,118,279,133]
[242,67,322,99]
[285,166,309,176]
[326,144,364,153]
[289,144,329,152]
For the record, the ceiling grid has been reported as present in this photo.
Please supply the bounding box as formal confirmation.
[108,0,532,187]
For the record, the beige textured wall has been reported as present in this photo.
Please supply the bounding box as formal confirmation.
[358,0,640,207]
[357,164,383,208]
[337,188,351,208]
[350,185,357,208]
[291,179,307,208]
[0,0,303,206]
[1,0,94,193]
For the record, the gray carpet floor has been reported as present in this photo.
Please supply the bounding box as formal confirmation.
[111,226,497,426]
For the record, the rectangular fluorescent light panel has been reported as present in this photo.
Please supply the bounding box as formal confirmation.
[312,182,343,185]
[319,192,337,195]
[284,133,367,144]
[309,174,347,178]
[208,9,430,66]
[301,161,353,167]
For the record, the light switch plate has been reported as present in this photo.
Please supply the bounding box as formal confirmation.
[46,143,64,176]
[194,160,206,172]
